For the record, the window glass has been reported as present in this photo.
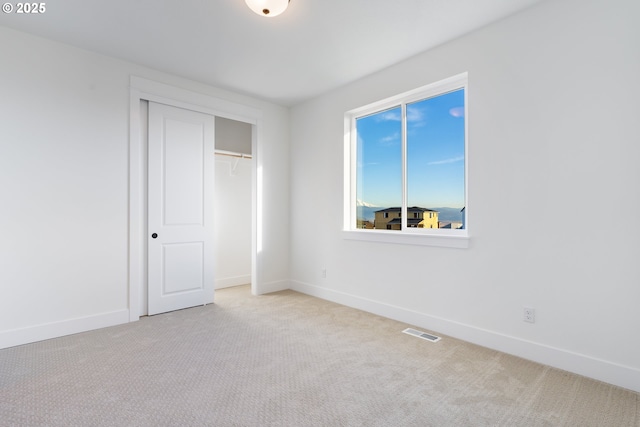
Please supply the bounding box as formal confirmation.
[356,106,402,231]
[407,89,465,228]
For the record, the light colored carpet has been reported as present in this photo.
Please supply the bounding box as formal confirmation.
[0,285,638,426]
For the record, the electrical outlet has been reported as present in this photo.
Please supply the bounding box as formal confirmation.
[321,268,327,279]
[523,307,535,323]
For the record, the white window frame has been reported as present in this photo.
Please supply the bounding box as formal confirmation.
[342,73,469,249]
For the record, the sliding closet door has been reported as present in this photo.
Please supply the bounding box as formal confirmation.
[147,102,215,315]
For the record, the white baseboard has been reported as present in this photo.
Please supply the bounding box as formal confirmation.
[215,275,251,289]
[0,309,130,350]
[256,279,289,295]
[290,280,640,393]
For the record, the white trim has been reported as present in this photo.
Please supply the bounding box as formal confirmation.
[251,120,261,296]
[255,280,290,295]
[290,280,640,393]
[0,310,129,350]
[347,73,469,118]
[215,275,252,289]
[129,76,261,124]
[129,76,263,319]
[129,88,143,321]
[342,229,469,248]
[401,102,408,231]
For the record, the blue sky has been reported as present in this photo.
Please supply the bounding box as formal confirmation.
[356,89,465,209]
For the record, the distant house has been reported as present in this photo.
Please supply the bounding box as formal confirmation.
[356,219,374,229]
[373,207,438,230]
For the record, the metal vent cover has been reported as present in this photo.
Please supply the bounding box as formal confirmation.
[402,328,441,342]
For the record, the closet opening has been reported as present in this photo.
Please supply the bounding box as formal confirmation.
[214,117,253,290]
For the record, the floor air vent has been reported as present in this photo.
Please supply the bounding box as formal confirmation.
[402,328,441,342]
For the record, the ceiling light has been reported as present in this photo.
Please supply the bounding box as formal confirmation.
[245,0,289,17]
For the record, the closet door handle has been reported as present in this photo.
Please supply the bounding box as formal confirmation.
[151,233,158,239]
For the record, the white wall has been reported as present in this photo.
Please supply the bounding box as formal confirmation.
[0,26,290,348]
[289,0,640,392]
[214,155,252,289]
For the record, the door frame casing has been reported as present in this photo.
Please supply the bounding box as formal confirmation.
[128,76,262,321]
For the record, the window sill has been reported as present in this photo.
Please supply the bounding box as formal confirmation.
[342,229,470,249]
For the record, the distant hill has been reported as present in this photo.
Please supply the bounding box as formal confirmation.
[356,205,378,222]
[430,207,464,223]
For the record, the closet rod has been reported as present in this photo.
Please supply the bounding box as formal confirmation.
[214,149,252,159]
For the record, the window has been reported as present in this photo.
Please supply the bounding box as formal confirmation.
[344,73,468,247]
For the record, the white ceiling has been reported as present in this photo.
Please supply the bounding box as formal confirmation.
[0,0,543,106]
